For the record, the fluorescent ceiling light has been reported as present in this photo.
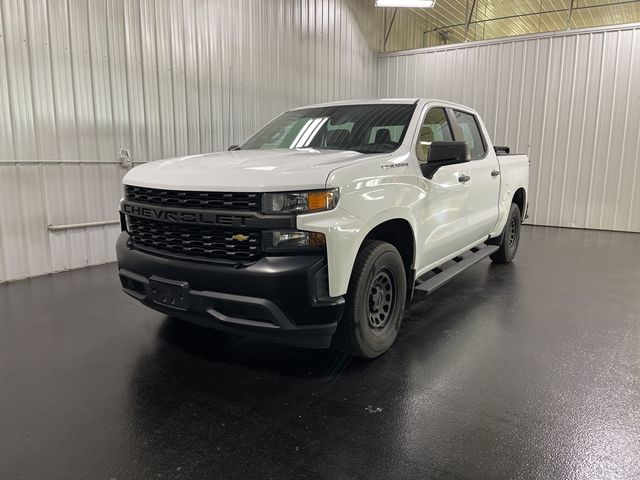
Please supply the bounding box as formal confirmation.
[375,0,436,7]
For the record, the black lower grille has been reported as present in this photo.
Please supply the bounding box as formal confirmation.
[211,300,274,323]
[127,216,261,262]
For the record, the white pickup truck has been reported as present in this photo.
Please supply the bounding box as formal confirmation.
[117,99,529,358]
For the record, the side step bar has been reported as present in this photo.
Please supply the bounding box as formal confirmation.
[414,245,499,295]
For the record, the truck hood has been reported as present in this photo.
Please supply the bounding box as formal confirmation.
[123,149,382,192]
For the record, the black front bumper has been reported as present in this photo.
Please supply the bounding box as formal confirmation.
[116,233,344,348]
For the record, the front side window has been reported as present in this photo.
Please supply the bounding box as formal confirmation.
[454,110,486,160]
[242,104,416,154]
[417,107,453,162]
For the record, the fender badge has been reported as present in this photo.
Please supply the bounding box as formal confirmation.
[231,233,250,242]
[381,162,408,170]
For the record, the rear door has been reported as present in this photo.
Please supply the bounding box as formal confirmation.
[450,109,501,241]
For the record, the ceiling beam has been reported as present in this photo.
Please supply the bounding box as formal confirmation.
[567,0,574,30]
[384,8,399,52]
[464,0,477,42]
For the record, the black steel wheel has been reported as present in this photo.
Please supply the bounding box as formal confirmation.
[332,240,407,358]
[367,269,396,332]
[491,203,522,263]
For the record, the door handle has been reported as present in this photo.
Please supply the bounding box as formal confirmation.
[491,169,500,177]
[458,174,471,183]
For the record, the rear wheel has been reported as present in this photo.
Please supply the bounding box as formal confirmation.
[332,240,407,358]
[490,203,522,263]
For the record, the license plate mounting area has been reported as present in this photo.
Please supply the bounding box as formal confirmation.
[148,277,190,311]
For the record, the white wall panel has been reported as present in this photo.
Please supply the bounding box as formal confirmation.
[0,0,384,282]
[6,2,637,284]
[379,24,640,233]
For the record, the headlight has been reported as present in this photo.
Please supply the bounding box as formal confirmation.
[262,189,339,214]
[263,230,326,252]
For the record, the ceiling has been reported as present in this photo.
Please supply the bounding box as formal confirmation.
[404,0,640,47]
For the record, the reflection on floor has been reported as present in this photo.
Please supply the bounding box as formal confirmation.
[1,225,639,479]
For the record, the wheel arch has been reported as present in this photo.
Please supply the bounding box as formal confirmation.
[356,217,417,300]
[362,218,415,275]
[512,187,527,220]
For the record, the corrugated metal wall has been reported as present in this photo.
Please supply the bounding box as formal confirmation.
[379,24,640,233]
[3,3,638,283]
[0,0,385,282]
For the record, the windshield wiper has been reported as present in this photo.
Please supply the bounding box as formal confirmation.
[350,145,395,154]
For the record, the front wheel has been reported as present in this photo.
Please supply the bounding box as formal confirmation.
[332,240,407,358]
[490,203,522,263]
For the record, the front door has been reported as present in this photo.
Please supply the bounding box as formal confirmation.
[415,107,475,270]
[451,109,501,241]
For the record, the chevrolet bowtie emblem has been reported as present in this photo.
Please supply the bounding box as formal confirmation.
[231,233,250,242]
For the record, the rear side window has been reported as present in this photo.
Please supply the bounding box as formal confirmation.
[418,108,453,161]
[454,111,486,160]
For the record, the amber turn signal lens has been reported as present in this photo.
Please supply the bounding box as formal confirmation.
[309,232,326,247]
[308,191,336,212]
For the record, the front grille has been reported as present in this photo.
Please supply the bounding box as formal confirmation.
[127,216,261,262]
[125,185,260,211]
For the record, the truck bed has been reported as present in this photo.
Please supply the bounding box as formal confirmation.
[497,153,529,217]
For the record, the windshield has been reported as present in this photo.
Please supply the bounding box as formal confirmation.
[241,103,416,154]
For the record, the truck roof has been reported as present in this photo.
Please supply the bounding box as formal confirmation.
[293,98,418,109]
[292,98,476,113]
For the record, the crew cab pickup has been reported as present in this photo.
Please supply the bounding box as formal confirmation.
[117,99,529,358]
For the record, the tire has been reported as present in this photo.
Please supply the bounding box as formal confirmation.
[332,240,407,358]
[490,203,522,263]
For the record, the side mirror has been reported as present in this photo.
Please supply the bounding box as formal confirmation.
[421,141,469,179]
[228,145,241,151]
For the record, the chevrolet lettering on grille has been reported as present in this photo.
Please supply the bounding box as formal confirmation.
[122,201,247,226]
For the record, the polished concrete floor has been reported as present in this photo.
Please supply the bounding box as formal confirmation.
[1,225,639,479]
